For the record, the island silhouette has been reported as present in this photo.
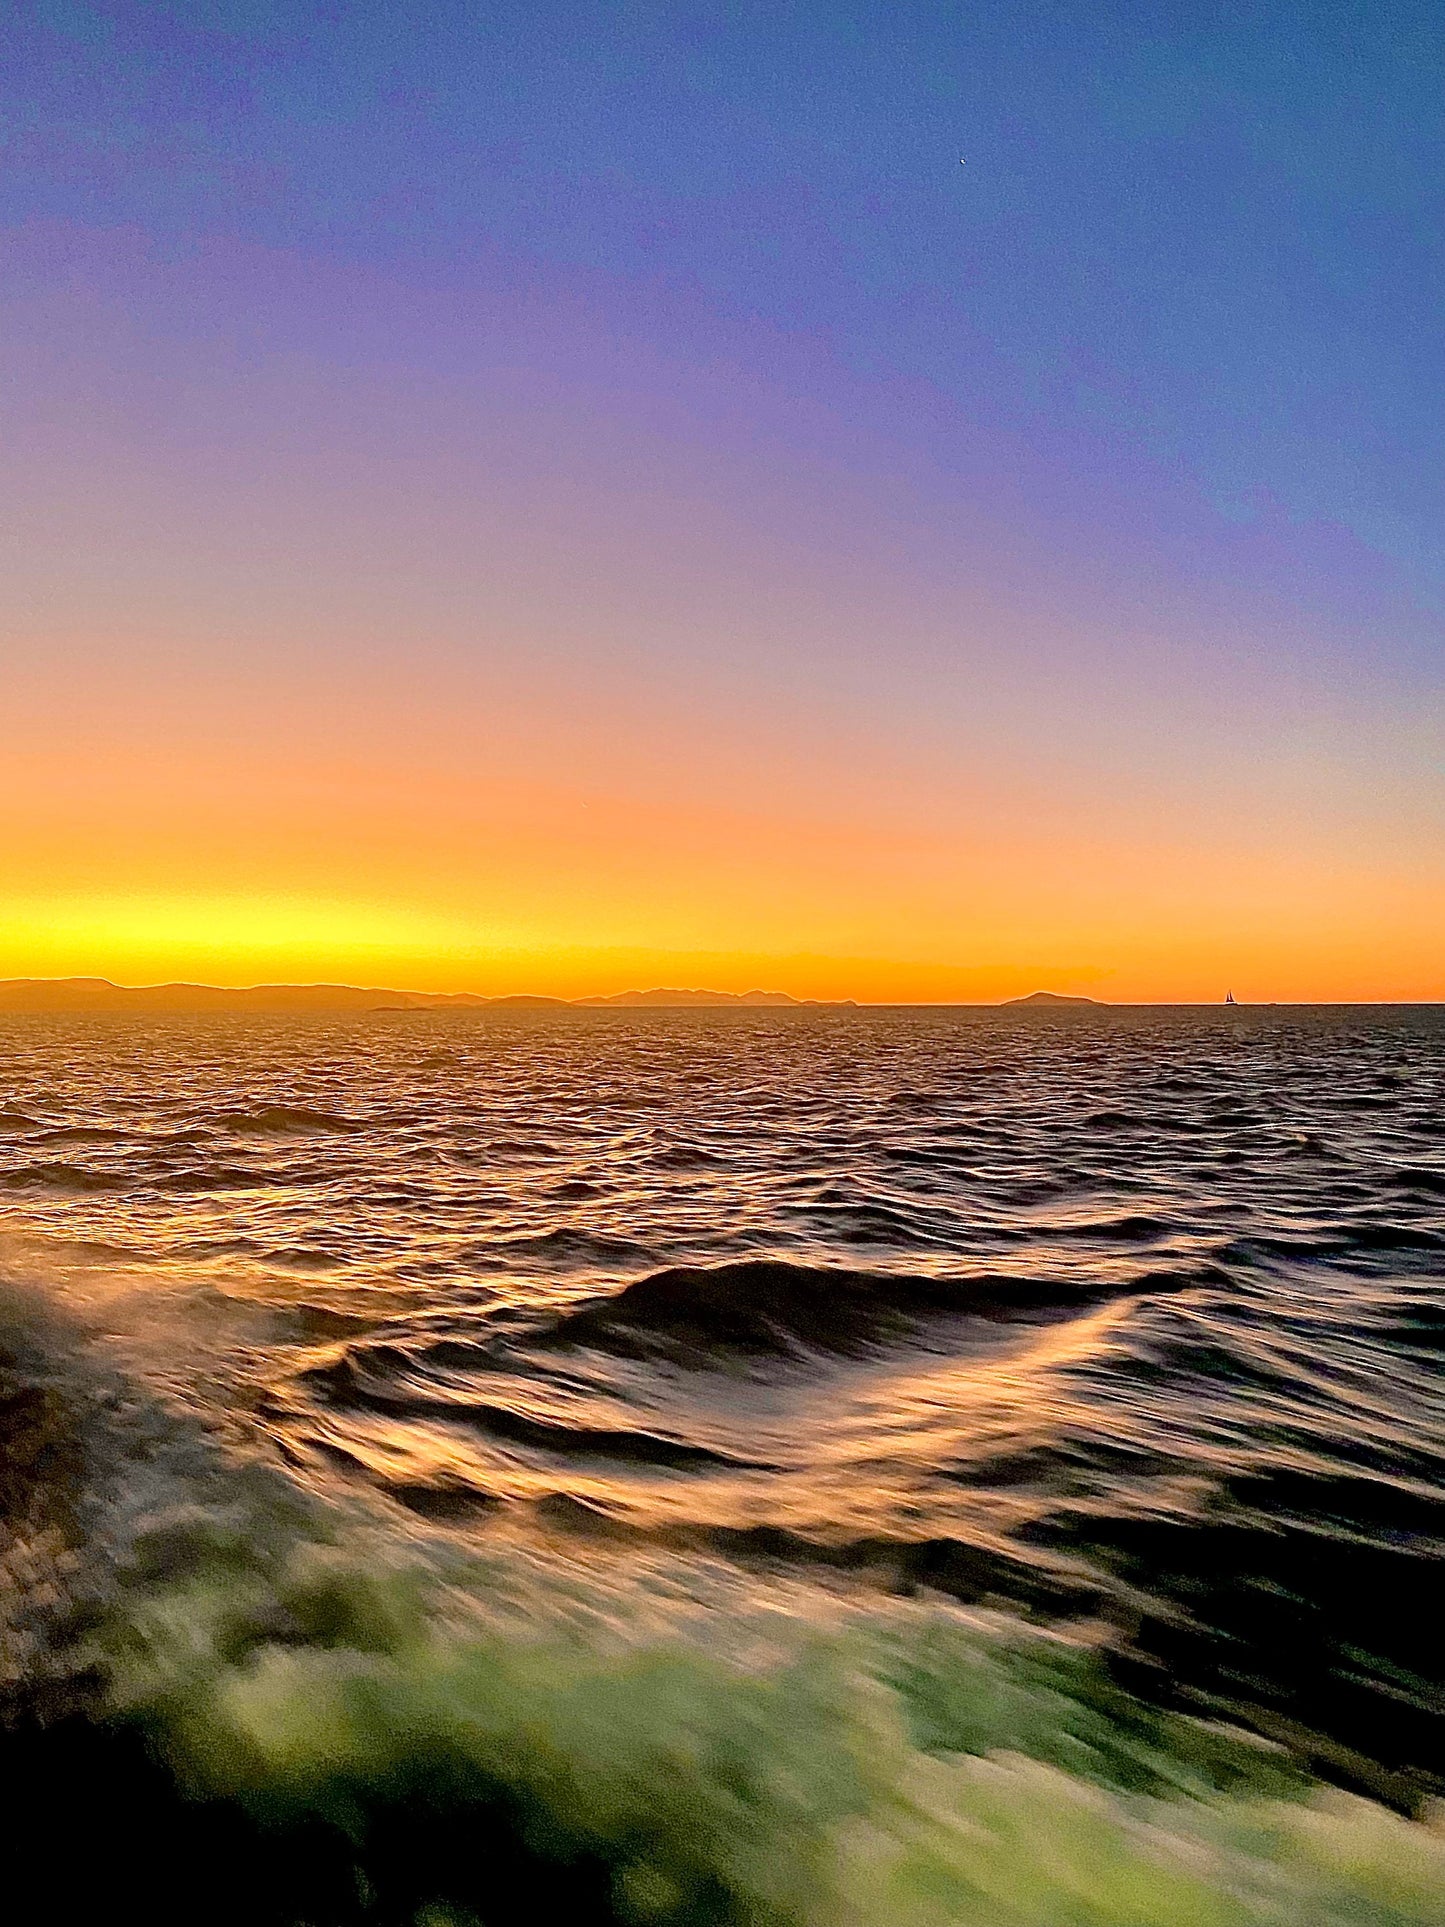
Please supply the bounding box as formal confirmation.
[1002,991,1104,1008]
[0,978,1131,1013]
[0,978,862,1013]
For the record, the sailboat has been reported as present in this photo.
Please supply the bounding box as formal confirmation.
[1225,990,1237,1005]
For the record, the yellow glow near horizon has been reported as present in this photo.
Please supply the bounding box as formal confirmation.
[2,884,1442,1004]
[0,894,1060,1000]
[3,700,1442,1004]
[0,893,516,990]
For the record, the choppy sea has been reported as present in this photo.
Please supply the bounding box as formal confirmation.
[1,1006,1442,1925]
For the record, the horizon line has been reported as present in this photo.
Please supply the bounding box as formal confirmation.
[0,975,1441,1011]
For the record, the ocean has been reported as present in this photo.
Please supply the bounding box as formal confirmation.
[1,1005,1442,1924]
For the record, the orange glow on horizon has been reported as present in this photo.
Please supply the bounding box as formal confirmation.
[2,888,1441,1006]
[4,639,1441,1008]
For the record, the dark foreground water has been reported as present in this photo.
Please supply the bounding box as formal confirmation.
[1,1006,1443,1924]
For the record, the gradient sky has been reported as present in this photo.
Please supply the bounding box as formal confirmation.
[2,0,1441,1000]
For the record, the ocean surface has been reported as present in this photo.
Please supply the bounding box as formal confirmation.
[1,1005,1443,1925]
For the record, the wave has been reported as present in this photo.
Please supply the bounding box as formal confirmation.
[160,1160,340,1193]
[530,1259,1196,1364]
[0,1161,123,1193]
[1,1305,1441,1927]
[32,1125,132,1147]
[211,1105,361,1135]
[467,1229,659,1270]
[646,1145,729,1170]
[1387,1168,1445,1198]
[1046,1213,1179,1242]
[1223,1225,1443,1261]
[295,1348,774,1471]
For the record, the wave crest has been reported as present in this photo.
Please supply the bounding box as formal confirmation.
[536,1259,1191,1363]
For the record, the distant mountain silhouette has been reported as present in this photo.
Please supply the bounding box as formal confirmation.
[0,978,849,1013]
[0,978,420,1013]
[576,988,826,1007]
[1003,991,1106,1008]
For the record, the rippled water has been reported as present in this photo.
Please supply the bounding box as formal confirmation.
[2,1006,1443,1923]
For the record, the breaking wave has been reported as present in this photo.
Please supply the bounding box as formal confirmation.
[1,1283,1443,1927]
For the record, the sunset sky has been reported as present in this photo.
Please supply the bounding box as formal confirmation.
[3,1,1441,1001]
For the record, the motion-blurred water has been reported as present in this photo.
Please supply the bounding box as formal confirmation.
[1,1006,1442,1924]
